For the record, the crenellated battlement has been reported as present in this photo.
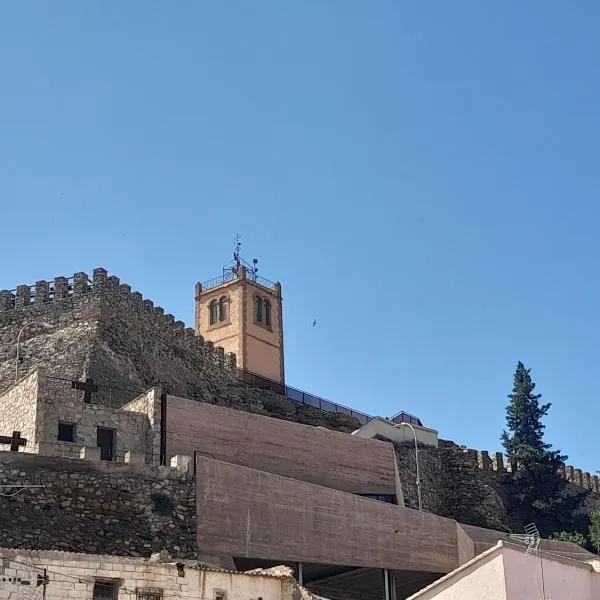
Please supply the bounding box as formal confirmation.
[0,267,236,374]
[0,271,93,309]
[457,445,600,494]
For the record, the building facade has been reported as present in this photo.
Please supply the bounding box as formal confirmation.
[0,548,314,600]
[195,263,284,383]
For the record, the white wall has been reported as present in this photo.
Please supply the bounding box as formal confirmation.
[352,417,439,447]
[503,545,600,600]
[405,551,506,600]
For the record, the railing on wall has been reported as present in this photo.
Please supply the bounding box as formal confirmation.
[236,369,421,427]
[200,271,276,291]
[200,272,237,291]
[390,411,422,427]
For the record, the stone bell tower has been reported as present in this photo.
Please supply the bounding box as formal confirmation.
[195,247,284,384]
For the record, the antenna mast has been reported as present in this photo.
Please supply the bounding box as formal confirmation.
[223,234,260,281]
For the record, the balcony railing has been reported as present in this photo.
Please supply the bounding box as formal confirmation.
[200,272,237,291]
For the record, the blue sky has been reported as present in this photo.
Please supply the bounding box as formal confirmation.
[1,2,600,471]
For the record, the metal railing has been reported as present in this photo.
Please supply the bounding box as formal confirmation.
[390,411,422,427]
[236,369,422,427]
[236,369,371,425]
[248,274,276,289]
[201,271,276,291]
[200,271,237,291]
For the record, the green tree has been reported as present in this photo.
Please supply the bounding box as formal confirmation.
[501,362,586,536]
[549,531,587,547]
[589,510,600,553]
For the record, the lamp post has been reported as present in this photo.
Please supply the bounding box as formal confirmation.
[397,421,422,512]
[15,322,53,383]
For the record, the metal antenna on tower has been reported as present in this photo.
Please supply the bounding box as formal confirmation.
[222,235,260,281]
[233,234,242,268]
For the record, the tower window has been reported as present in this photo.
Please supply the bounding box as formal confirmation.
[264,299,272,327]
[209,300,219,325]
[255,296,263,323]
[218,296,229,322]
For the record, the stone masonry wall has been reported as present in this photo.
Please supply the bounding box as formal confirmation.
[393,440,509,532]
[0,268,361,433]
[455,443,600,495]
[0,370,39,449]
[0,452,196,558]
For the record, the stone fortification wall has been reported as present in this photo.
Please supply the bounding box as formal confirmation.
[454,443,600,494]
[394,440,509,532]
[0,452,195,558]
[0,268,237,406]
[0,273,100,397]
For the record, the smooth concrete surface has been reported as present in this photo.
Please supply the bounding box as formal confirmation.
[196,454,459,573]
[168,395,400,496]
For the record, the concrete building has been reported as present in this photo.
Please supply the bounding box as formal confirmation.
[406,541,600,600]
[0,548,320,600]
[352,416,439,447]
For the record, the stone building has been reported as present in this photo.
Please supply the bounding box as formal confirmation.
[0,548,318,600]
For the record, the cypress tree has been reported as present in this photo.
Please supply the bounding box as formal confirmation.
[501,362,585,536]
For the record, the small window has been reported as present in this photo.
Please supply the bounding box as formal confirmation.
[93,581,118,600]
[255,296,263,323]
[218,296,229,322]
[209,300,219,325]
[214,592,227,600]
[264,299,272,327]
[57,422,75,443]
[136,589,163,600]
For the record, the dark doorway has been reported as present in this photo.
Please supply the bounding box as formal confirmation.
[97,427,115,461]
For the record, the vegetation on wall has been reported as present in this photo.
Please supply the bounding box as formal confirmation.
[549,531,588,547]
[501,361,587,537]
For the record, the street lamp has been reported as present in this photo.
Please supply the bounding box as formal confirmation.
[15,321,53,383]
[396,421,422,512]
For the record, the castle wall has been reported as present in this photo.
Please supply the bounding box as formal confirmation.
[195,454,459,573]
[0,275,101,396]
[166,395,399,496]
[0,451,196,558]
[0,370,40,451]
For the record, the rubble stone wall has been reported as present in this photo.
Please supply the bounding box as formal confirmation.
[0,452,196,558]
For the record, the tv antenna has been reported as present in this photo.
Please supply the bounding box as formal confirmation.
[224,234,259,281]
[505,523,541,555]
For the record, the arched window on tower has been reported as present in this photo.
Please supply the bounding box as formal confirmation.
[219,296,229,322]
[209,300,219,325]
[255,295,263,324]
[264,299,272,327]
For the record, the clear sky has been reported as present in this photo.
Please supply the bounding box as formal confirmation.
[1,2,599,472]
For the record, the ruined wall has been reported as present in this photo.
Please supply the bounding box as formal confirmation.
[0,452,196,558]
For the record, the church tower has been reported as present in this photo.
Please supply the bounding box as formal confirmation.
[195,245,284,384]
